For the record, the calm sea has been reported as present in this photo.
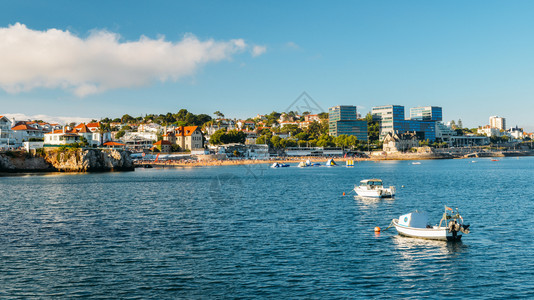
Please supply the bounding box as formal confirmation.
[1,157,534,298]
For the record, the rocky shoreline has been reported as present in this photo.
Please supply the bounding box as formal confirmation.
[0,148,134,173]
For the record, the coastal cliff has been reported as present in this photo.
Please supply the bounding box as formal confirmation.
[0,148,134,173]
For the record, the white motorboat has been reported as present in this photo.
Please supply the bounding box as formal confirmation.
[354,179,395,198]
[392,207,470,241]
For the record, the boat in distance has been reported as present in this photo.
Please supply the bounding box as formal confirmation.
[354,179,395,198]
[271,162,290,168]
[392,206,470,241]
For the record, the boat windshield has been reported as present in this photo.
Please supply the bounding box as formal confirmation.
[361,180,383,187]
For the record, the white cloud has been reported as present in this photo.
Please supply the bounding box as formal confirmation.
[251,45,267,57]
[285,42,300,50]
[3,113,93,125]
[0,23,252,96]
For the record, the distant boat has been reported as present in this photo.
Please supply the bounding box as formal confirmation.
[491,159,499,162]
[354,179,395,198]
[392,206,470,241]
[346,159,354,167]
[412,162,421,165]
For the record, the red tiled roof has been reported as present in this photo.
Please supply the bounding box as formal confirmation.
[45,129,77,135]
[175,126,200,136]
[77,124,91,133]
[87,122,100,128]
[103,141,125,146]
[11,124,39,131]
[153,140,172,145]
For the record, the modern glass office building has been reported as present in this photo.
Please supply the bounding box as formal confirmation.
[328,105,368,141]
[371,105,406,139]
[372,105,441,141]
[410,106,443,121]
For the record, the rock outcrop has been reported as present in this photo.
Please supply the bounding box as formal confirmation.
[0,148,134,173]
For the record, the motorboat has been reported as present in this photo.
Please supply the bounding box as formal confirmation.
[326,158,337,166]
[354,179,395,198]
[412,162,421,165]
[392,207,470,241]
[271,162,290,168]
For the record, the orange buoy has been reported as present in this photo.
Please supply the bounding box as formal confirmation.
[343,192,346,196]
[374,226,381,232]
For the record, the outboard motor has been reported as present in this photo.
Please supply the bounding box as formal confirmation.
[460,224,470,234]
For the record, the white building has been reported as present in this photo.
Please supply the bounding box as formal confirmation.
[11,124,44,147]
[477,125,502,137]
[507,126,524,140]
[435,122,456,144]
[44,129,81,145]
[489,116,506,130]
[138,123,162,133]
[0,116,14,149]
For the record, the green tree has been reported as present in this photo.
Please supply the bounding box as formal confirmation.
[115,130,126,139]
[271,135,282,148]
[365,113,380,142]
[79,136,89,147]
[210,129,226,145]
[121,114,135,124]
[318,112,329,119]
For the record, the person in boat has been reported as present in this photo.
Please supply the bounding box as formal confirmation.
[448,219,460,238]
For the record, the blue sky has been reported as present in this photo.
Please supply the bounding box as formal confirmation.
[1,1,534,130]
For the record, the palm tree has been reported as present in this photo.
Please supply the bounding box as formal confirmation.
[98,121,110,146]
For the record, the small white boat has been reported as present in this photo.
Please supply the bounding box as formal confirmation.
[354,179,395,198]
[392,207,470,241]
[412,162,421,165]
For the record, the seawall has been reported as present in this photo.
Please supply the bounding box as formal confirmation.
[0,148,134,173]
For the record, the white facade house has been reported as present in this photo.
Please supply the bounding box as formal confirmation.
[508,126,524,140]
[44,129,81,145]
[477,126,502,137]
[11,124,44,147]
[0,116,14,149]
[138,123,162,133]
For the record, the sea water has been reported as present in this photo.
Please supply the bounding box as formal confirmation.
[1,157,534,298]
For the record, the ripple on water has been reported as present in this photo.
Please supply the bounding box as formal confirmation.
[1,159,534,297]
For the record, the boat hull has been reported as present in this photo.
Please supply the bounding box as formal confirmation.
[392,219,462,241]
[354,187,394,198]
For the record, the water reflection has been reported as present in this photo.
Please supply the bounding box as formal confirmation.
[392,235,467,256]
[354,195,395,210]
